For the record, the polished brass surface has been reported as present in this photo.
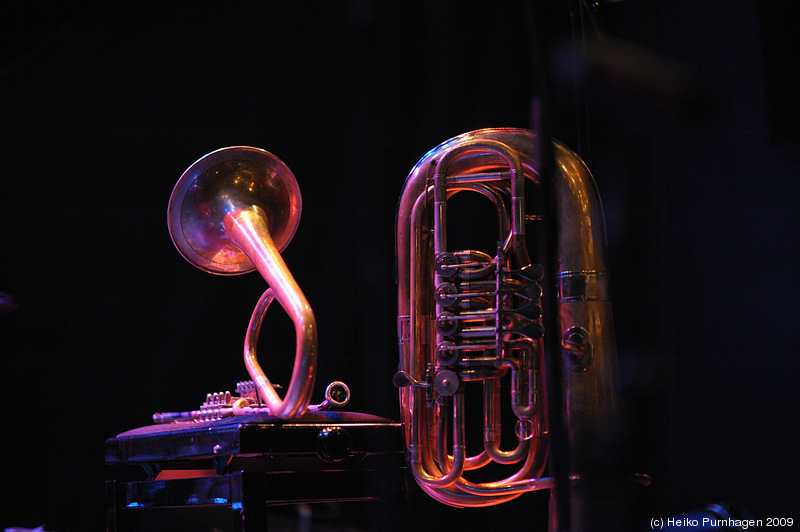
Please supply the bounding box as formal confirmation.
[395,128,621,510]
[167,147,316,420]
[168,146,301,275]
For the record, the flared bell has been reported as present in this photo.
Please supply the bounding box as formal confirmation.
[168,146,302,275]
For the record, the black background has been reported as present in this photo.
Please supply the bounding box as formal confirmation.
[1,1,798,530]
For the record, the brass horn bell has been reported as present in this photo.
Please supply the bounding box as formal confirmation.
[168,146,302,275]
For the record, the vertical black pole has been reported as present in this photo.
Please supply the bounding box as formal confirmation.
[525,1,571,531]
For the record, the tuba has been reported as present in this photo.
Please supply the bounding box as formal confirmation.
[394,128,622,514]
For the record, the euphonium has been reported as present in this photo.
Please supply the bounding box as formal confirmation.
[394,128,621,509]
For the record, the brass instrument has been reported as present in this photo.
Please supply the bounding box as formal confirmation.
[394,128,621,510]
[161,146,340,421]
[105,147,401,528]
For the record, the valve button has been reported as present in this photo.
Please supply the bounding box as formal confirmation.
[434,370,459,396]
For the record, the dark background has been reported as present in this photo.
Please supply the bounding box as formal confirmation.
[1,1,798,530]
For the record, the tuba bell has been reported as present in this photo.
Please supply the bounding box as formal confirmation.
[394,128,622,513]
